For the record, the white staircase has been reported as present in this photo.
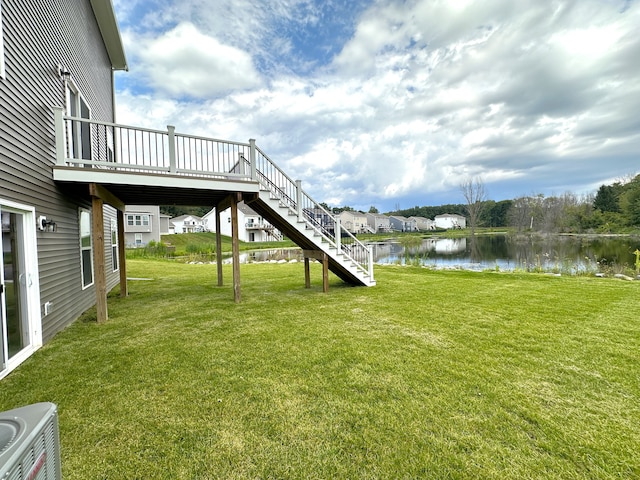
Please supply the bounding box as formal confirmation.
[247,188,375,287]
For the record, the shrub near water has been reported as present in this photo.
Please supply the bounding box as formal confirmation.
[1,261,638,479]
[125,240,172,259]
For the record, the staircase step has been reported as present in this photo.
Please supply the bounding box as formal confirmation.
[253,194,374,287]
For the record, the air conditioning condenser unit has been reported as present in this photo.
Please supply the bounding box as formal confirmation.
[0,402,62,479]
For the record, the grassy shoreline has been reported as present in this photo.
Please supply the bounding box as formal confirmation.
[123,230,640,256]
[1,261,639,478]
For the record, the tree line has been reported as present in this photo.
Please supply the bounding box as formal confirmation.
[389,173,640,233]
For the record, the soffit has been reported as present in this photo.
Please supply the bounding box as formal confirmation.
[89,0,128,71]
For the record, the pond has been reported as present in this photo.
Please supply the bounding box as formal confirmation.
[373,234,640,273]
[195,234,639,275]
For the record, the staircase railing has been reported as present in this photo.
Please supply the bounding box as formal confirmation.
[250,146,373,279]
[53,109,373,282]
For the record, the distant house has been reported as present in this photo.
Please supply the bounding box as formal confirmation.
[305,208,335,233]
[366,213,392,233]
[159,214,171,235]
[389,215,418,232]
[170,215,205,234]
[203,202,282,242]
[434,214,466,229]
[338,210,371,234]
[124,206,170,247]
[409,216,435,231]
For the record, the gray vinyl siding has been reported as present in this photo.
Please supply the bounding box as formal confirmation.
[0,0,119,342]
[124,206,162,247]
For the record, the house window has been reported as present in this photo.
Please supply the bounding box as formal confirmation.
[79,209,93,288]
[126,214,150,227]
[0,0,5,79]
[111,219,118,272]
[66,80,91,161]
[135,234,142,246]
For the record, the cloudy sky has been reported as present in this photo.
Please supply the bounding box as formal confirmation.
[111,0,639,212]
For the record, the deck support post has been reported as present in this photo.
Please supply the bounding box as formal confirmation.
[303,250,329,293]
[215,205,223,286]
[91,196,108,323]
[230,194,241,303]
[117,209,127,297]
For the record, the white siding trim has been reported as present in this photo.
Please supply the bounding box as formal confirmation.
[0,0,5,79]
[79,208,94,289]
[0,198,43,380]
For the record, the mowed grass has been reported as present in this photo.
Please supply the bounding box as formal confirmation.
[1,261,639,479]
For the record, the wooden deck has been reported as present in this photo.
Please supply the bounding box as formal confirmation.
[52,110,375,322]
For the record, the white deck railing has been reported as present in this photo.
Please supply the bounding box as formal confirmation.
[53,107,373,282]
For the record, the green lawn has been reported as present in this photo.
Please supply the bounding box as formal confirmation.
[1,261,639,479]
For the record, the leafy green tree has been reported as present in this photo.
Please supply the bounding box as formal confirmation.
[483,200,512,227]
[160,205,210,218]
[619,176,640,226]
[368,206,379,214]
[332,205,354,214]
[593,185,620,213]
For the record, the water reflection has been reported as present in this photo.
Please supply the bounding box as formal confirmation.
[373,235,640,272]
[199,235,638,274]
[221,249,304,264]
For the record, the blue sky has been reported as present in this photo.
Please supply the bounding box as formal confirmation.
[112,0,640,212]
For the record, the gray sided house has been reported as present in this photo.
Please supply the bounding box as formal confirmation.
[305,208,335,234]
[409,216,435,231]
[1,0,377,381]
[0,0,127,378]
[389,215,418,232]
[366,213,392,233]
[124,206,164,247]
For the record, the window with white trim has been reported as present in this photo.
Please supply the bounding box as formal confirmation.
[111,219,118,272]
[79,209,93,288]
[126,214,150,227]
[134,233,142,246]
[65,80,92,161]
[0,0,5,79]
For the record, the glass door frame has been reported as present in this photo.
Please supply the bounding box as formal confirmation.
[0,199,42,379]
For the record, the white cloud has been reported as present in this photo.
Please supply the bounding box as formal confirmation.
[123,22,261,98]
[114,0,640,209]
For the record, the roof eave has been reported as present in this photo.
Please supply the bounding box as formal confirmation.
[90,0,128,71]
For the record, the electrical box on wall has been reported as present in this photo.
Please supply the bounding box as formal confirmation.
[44,301,53,316]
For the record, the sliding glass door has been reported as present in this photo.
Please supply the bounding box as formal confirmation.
[1,202,41,377]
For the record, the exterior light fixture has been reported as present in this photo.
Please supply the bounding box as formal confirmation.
[56,64,71,81]
[38,216,57,232]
